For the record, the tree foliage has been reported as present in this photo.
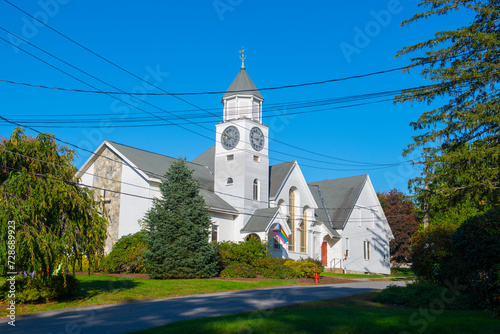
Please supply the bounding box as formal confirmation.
[378,189,420,263]
[143,158,218,279]
[0,128,107,279]
[397,1,500,207]
[439,208,500,313]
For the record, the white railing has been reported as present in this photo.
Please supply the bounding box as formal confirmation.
[330,258,342,268]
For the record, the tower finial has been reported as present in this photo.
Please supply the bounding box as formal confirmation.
[239,47,246,69]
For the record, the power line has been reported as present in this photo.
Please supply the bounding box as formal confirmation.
[0,163,388,223]
[0,4,417,167]
[0,34,408,169]
[0,145,386,213]
[0,65,413,96]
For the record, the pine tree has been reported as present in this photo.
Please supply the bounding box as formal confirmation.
[143,158,218,279]
[397,1,500,207]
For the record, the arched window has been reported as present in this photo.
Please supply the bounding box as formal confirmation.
[288,188,296,252]
[226,177,233,186]
[253,179,259,200]
[245,233,261,242]
[300,207,308,253]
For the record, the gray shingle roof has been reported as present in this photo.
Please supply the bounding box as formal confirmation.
[106,141,236,213]
[223,68,263,100]
[241,207,279,233]
[308,175,367,230]
[192,145,215,174]
[269,161,295,200]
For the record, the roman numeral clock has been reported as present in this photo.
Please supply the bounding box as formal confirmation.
[250,127,264,151]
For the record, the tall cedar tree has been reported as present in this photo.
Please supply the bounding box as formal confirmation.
[397,1,500,208]
[377,189,420,263]
[143,158,218,279]
[0,128,107,279]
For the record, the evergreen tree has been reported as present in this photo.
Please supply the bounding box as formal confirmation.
[396,1,500,207]
[143,158,218,279]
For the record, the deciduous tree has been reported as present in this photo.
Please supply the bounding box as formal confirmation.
[378,189,420,263]
[0,128,107,279]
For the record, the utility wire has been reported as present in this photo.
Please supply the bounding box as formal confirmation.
[0,163,387,222]
[0,3,417,167]
[0,33,408,169]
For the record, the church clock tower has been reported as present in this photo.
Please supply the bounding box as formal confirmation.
[215,50,269,231]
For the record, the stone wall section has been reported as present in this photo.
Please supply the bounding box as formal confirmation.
[93,147,123,253]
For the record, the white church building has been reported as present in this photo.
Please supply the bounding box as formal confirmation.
[77,61,393,275]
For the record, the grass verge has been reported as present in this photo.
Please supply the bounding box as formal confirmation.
[131,291,498,334]
[0,274,299,317]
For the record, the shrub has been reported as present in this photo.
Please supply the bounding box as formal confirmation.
[261,265,298,279]
[284,259,322,278]
[410,222,458,282]
[252,257,286,271]
[439,208,500,313]
[373,281,475,310]
[102,232,147,274]
[301,257,324,274]
[216,238,269,269]
[0,275,80,303]
[220,263,257,278]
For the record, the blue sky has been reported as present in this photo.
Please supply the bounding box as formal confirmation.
[1,0,472,193]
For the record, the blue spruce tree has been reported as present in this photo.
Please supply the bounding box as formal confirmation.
[143,158,218,278]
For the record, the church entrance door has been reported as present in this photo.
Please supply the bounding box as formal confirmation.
[321,242,327,266]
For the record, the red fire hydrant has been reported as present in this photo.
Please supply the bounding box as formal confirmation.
[314,272,320,284]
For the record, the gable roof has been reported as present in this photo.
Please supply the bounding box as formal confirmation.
[308,175,367,229]
[192,145,215,174]
[101,141,236,214]
[268,161,295,200]
[241,207,279,233]
[223,68,264,100]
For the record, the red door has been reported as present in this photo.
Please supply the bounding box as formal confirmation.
[321,242,327,266]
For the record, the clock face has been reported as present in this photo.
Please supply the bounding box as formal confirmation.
[249,127,264,151]
[221,126,240,150]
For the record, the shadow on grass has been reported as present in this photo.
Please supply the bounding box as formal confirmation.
[61,276,143,302]
[133,292,498,334]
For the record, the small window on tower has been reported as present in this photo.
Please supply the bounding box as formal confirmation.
[227,154,234,161]
[226,177,233,186]
[253,155,260,163]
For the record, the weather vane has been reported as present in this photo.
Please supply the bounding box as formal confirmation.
[239,47,246,69]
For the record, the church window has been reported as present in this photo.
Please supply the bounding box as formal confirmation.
[226,177,233,186]
[300,207,307,253]
[253,155,260,163]
[227,154,234,161]
[273,236,280,249]
[345,238,349,258]
[364,241,371,260]
[288,188,296,252]
[211,225,218,242]
[253,179,259,200]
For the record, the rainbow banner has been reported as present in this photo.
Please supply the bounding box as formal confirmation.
[273,224,289,244]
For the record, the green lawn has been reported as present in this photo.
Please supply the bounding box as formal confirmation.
[0,274,299,317]
[131,292,498,334]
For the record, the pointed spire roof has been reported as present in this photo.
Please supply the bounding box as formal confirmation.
[223,68,264,100]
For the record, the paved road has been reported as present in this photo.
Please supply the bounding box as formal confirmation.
[1,280,405,334]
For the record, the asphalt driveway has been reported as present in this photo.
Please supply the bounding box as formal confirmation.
[1,280,406,334]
